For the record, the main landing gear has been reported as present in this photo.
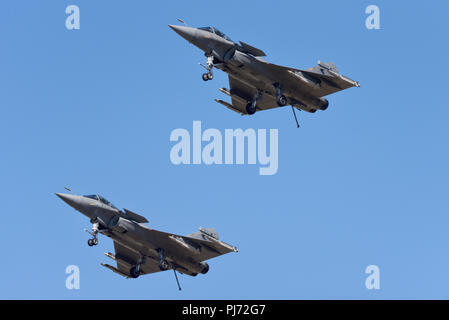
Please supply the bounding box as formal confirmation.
[200,54,214,81]
[277,95,288,106]
[128,249,182,290]
[246,90,263,115]
[129,256,147,279]
[245,102,256,115]
[274,83,288,107]
[86,220,99,246]
[157,249,170,271]
[273,83,300,128]
[157,248,181,290]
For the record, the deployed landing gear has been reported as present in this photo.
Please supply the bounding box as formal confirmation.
[246,102,256,115]
[276,94,288,106]
[157,248,170,271]
[200,54,214,81]
[129,256,146,279]
[159,260,170,271]
[274,83,288,106]
[246,90,263,115]
[129,266,140,278]
[87,238,98,247]
[85,220,99,246]
[156,248,181,290]
[202,72,213,81]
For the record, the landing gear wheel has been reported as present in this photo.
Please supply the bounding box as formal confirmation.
[87,239,94,246]
[276,95,288,106]
[207,73,213,80]
[92,238,98,245]
[202,73,209,81]
[246,102,256,115]
[129,266,140,278]
[159,259,170,271]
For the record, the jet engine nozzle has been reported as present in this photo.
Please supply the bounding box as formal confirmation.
[200,262,209,274]
[320,98,329,111]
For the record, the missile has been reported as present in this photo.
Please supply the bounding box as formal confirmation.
[100,263,129,278]
[104,252,117,261]
[104,252,133,269]
[214,99,244,115]
[218,87,248,104]
[218,87,231,96]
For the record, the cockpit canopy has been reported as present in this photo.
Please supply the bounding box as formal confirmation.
[198,26,234,43]
[84,194,118,209]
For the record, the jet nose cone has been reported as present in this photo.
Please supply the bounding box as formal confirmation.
[55,192,66,201]
[55,193,79,209]
[168,24,196,42]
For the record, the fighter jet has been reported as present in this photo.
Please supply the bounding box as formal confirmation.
[169,21,360,127]
[56,190,238,289]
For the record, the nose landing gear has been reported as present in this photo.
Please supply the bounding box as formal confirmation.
[202,72,213,81]
[87,238,98,246]
[85,220,99,246]
[200,55,214,81]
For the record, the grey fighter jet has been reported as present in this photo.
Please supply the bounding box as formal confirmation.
[169,22,360,127]
[56,191,238,289]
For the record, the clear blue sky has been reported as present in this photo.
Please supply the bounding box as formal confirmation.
[1,0,448,299]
